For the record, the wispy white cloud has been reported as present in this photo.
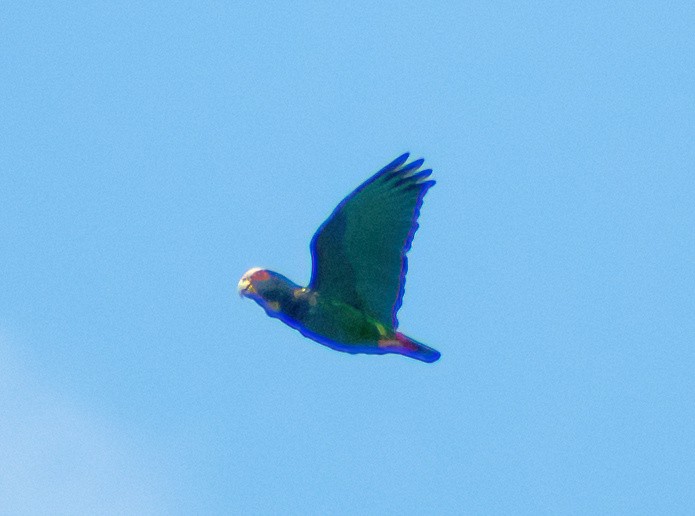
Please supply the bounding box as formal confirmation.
[0,333,167,515]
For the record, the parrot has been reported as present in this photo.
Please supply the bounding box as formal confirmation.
[237,153,440,363]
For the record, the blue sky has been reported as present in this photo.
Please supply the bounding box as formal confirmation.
[1,2,693,514]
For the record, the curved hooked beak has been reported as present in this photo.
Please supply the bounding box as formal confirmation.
[237,277,256,298]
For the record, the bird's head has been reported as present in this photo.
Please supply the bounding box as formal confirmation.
[237,267,302,317]
[237,267,273,300]
[238,266,299,304]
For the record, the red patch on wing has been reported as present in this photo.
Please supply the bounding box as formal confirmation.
[251,270,270,282]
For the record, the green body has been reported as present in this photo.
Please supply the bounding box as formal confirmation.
[297,291,388,347]
[259,281,390,355]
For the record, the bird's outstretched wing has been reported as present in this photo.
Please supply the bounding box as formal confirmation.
[309,153,435,328]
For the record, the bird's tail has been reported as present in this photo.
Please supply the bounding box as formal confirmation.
[391,332,441,363]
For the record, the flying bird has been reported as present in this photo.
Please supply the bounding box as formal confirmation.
[238,153,440,363]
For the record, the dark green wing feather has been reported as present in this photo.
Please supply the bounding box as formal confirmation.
[308,153,435,328]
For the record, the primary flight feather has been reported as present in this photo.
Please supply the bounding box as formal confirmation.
[238,153,440,363]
